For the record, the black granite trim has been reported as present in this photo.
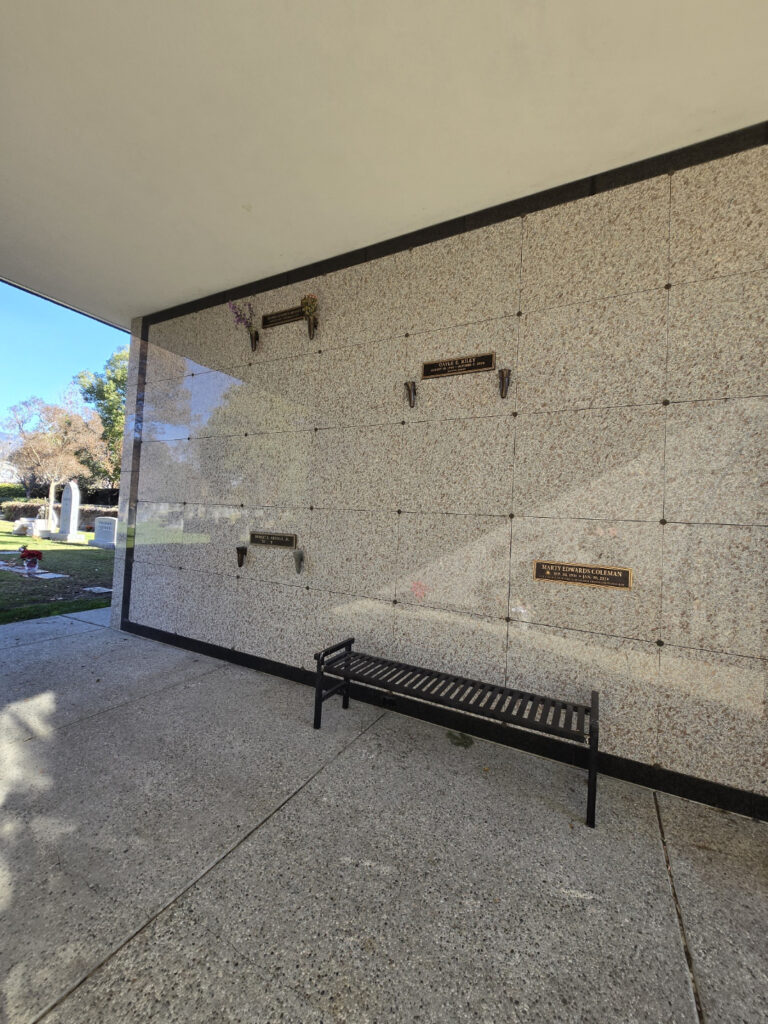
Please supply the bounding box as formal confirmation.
[119,324,148,628]
[143,120,768,328]
[122,620,768,823]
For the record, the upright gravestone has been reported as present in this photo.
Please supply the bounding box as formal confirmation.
[89,516,117,549]
[55,481,81,542]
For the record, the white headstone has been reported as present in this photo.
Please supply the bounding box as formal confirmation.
[55,481,81,542]
[89,516,117,549]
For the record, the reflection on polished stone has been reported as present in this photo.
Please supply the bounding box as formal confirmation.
[395,512,510,618]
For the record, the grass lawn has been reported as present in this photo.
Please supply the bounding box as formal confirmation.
[0,520,114,625]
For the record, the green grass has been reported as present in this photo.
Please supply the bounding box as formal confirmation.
[0,520,114,625]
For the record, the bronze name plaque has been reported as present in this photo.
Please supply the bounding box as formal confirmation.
[422,352,496,379]
[250,531,297,548]
[261,306,304,329]
[534,560,632,589]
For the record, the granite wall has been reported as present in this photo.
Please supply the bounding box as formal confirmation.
[113,144,767,796]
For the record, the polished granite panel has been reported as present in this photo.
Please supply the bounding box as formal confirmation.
[400,416,514,515]
[404,317,517,420]
[667,272,768,401]
[144,341,198,382]
[174,568,238,649]
[661,524,766,657]
[180,504,308,585]
[310,590,396,664]
[310,509,397,599]
[395,512,511,618]
[313,338,406,428]
[506,621,660,763]
[148,310,199,360]
[392,604,507,686]
[135,439,188,503]
[196,301,253,371]
[310,423,402,510]
[521,177,669,311]
[517,290,667,412]
[144,367,256,441]
[232,579,314,667]
[514,406,665,520]
[509,518,662,641]
[671,146,768,282]
[238,355,314,433]
[127,562,180,633]
[409,219,521,333]
[658,684,767,795]
[356,250,412,344]
[134,501,184,567]
[664,398,768,525]
[184,431,311,508]
[307,263,364,349]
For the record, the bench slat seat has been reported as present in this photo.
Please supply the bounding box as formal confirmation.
[313,638,600,827]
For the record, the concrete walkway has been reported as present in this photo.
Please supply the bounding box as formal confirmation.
[1,613,765,1023]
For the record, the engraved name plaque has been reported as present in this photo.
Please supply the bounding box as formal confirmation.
[422,352,496,379]
[533,560,632,589]
[250,531,297,548]
[261,307,305,329]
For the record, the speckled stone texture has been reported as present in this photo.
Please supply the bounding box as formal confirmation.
[395,512,511,618]
[513,406,665,520]
[664,397,768,525]
[118,142,768,796]
[517,290,667,411]
[409,218,522,333]
[661,524,765,658]
[666,272,768,400]
[658,646,767,794]
[521,177,669,311]
[401,416,515,515]
[670,146,768,282]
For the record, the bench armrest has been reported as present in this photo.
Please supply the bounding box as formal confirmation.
[315,637,355,668]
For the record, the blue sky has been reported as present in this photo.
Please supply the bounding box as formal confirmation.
[0,282,128,422]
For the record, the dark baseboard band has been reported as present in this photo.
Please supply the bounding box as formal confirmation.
[121,619,768,823]
[143,120,768,328]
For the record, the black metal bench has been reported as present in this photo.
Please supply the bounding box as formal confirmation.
[313,638,600,827]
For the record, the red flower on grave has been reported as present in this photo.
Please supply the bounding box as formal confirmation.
[19,546,43,562]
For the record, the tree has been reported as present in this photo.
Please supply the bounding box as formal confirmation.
[4,397,106,521]
[74,347,128,487]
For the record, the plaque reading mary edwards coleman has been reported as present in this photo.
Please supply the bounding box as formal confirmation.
[534,560,632,589]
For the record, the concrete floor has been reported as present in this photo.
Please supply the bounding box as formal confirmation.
[1,613,766,1024]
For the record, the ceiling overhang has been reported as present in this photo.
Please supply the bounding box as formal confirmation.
[2,1,767,328]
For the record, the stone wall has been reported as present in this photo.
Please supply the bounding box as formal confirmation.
[113,145,767,796]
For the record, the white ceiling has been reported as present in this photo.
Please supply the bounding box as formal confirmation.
[1,1,767,329]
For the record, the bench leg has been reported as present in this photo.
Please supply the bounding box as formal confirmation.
[586,691,599,828]
[314,667,324,730]
[342,671,350,710]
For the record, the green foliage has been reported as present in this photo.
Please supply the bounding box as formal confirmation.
[0,483,25,502]
[74,346,128,486]
[0,500,117,523]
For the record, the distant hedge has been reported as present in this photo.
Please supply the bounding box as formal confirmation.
[0,483,26,503]
[0,501,118,526]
